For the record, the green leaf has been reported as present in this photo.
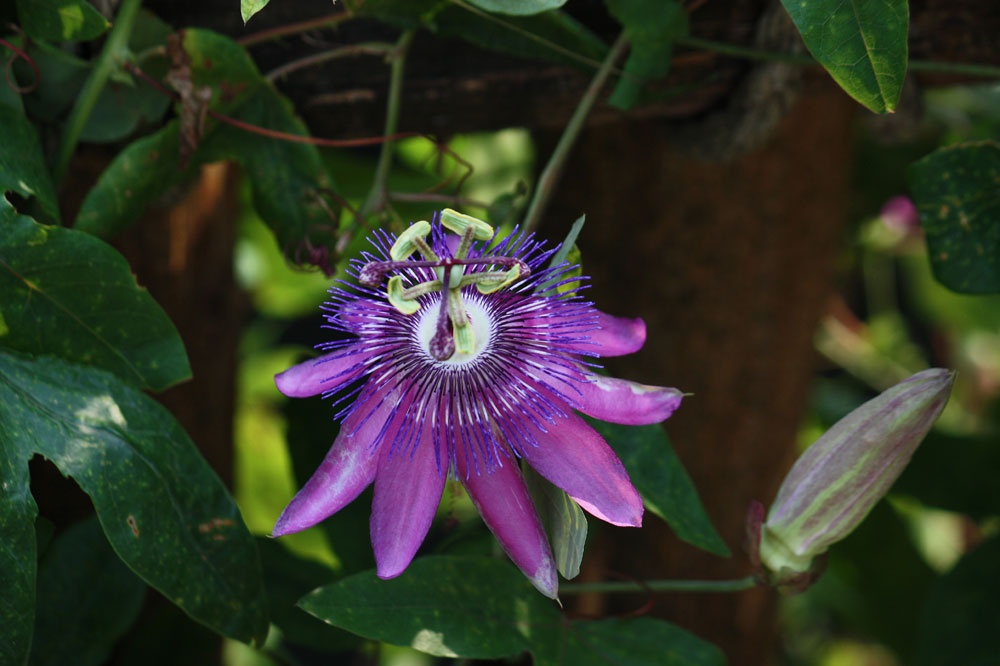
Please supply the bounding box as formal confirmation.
[15,0,109,42]
[301,556,727,663]
[0,350,269,645]
[241,0,271,23]
[75,29,340,264]
[907,141,1000,293]
[917,535,1000,666]
[0,105,60,221]
[534,617,728,666]
[0,417,37,666]
[467,0,567,15]
[605,0,688,110]
[0,202,191,391]
[586,418,730,556]
[524,464,588,579]
[779,0,908,113]
[30,516,146,666]
[300,556,550,659]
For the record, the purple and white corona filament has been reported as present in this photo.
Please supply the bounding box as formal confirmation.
[273,210,684,598]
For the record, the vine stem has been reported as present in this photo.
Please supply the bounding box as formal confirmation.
[52,0,143,185]
[237,11,351,48]
[559,575,759,595]
[522,32,629,234]
[361,29,416,217]
[266,42,394,82]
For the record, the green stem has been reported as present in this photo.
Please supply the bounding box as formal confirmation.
[678,35,1000,79]
[360,29,416,217]
[52,0,143,185]
[560,575,759,595]
[522,32,629,234]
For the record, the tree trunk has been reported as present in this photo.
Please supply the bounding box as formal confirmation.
[543,89,856,665]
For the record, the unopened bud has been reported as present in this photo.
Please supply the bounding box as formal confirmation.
[748,368,954,593]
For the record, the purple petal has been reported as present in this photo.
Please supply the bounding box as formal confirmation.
[272,382,388,536]
[586,311,646,357]
[274,345,370,398]
[458,453,558,599]
[519,407,643,527]
[537,310,646,358]
[553,374,684,425]
[371,422,447,579]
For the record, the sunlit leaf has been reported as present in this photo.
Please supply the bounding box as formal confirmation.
[917,535,1000,666]
[587,418,730,556]
[30,516,146,666]
[467,0,567,15]
[780,0,908,113]
[605,0,688,110]
[300,556,547,659]
[534,617,728,666]
[0,202,190,391]
[908,141,1000,293]
[301,555,727,663]
[0,105,59,221]
[0,350,269,645]
[15,0,109,42]
[241,0,271,23]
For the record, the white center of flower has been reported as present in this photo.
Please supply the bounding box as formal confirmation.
[416,294,492,365]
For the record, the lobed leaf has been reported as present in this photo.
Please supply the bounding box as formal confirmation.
[908,141,1000,293]
[587,418,730,556]
[780,0,908,113]
[0,350,269,645]
[0,201,190,391]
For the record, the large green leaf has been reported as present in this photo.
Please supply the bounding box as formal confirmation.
[467,0,567,14]
[0,202,190,391]
[917,535,1000,666]
[30,516,146,666]
[908,141,1000,294]
[0,414,37,666]
[780,0,908,113]
[605,0,688,110]
[0,105,59,222]
[74,29,339,263]
[534,617,727,666]
[300,556,547,659]
[587,418,730,557]
[301,555,726,663]
[0,350,269,645]
[15,0,109,42]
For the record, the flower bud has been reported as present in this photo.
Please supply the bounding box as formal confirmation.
[748,368,954,593]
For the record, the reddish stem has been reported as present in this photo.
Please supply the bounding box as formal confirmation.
[1,35,39,94]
